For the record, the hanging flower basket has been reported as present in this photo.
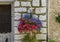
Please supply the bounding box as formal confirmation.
[18,14,42,33]
[18,13,42,42]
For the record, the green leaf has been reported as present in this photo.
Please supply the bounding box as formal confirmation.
[22,33,36,42]
[50,40,56,42]
[56,14,60,23]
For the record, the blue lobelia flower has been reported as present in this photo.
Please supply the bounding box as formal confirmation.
[37,19,42,24]
[23,14,31,20]
[30,17,38,22]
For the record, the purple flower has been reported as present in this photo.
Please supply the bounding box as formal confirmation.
[23,14,30,19]
[30,18,38,22]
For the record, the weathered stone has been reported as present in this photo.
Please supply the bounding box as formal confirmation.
[28,8,34,13]
[40,7,46,13]
[49,0,60,41]
[14,34,24,40]
[35,8,41,14]
[41,0,46,6]
[14,7,27,12]
[21,2,31,6]
[14,1,20,7]
[36,34,46,40]
[40,28,47,33]
[42,22,47,27]
[0,0,13,2]
[32,15,38,18]
[13,0,48,42]
[15,41,22,42]
[42,41,46,42]
[14,13,21,20]
[14,21,20,27]
[32,0,40,6]
[35,7,46,14]
[14,27,19,34]
[14,35,23,40]
[39,15,46,20]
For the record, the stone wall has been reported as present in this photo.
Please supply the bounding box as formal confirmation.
[0,0,13,2]
[14,0,48,42]
[49,0,60,42]
[0,0,60,42]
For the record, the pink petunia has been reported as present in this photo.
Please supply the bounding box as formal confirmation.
[19,26,23,29]
[18,29,22,33]
[32,25,38,29]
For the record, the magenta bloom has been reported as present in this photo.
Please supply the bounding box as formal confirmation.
[18,14,42,33]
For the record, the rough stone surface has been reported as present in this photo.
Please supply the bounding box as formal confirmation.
[21,2,31,6]
[36,34,46,40]
[0,0,13,2]
[41,0,46,6]
[42,41,46,42]
[28,8,34,13]
[35,8,41,14]
[14,27,19,34]
[14,40,22,42]
[32,15,38,18]
[14,1,20,7]
[40,28,47,33]
[14,13,21,20]
[40,7,46,13]
[14,34,24,40]
[14,7,27,12]
[39,15,46,20]
[49,0,60,41]
[35,7,46,14]
[14,21,20,27]
[32,0,40,6]
[42,22,47,27]
[14,0,47,42]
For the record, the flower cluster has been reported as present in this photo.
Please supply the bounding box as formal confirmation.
[18,14,42,33]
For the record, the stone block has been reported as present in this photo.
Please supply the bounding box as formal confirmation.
[39,15,46,20]
[40,28,47,33]
[32,15,38,18]
[14,21,20,27]
[32,0,40,6]
[14,41,22,42]
[21,2,31,6]
[41,0,47,6]
[14,40,22,42]
[35,8,41,14]
[14,13,21,20]
[14,1,20,7]
[14,7,27,12]
[35,7,46,14]
[40,7,46,13]
[28,8,34,13]
[36,34,46,40]
[14,34,24,40]
[14,27,19,34]
[42,41,46,42]
[42,22,47,27]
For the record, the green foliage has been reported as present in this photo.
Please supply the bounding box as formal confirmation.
[49,39,56,42]
[22,33,36,42]
[56,14,60,23]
